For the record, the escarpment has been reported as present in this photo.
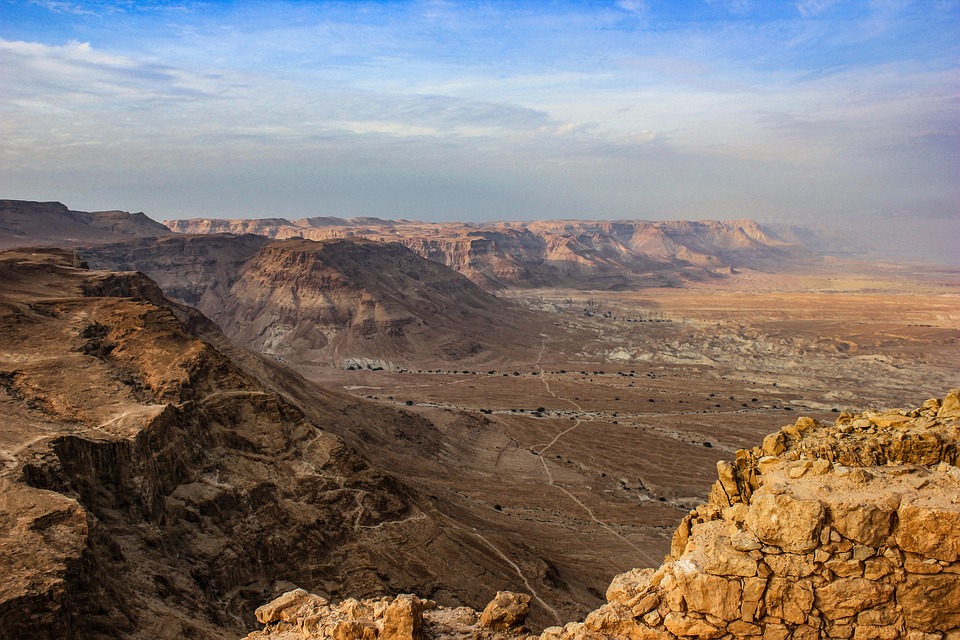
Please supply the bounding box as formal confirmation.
[164,217,811,291]
[246,390,960,639]
[0,249,550,639]
[208,238,540,365]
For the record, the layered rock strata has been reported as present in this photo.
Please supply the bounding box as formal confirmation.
[164,217,809,290]
[247,390,960,639]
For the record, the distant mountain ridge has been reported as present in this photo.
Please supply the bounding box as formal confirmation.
[165,216,813,290]
[0,199,816,291]
[0,199,173,249]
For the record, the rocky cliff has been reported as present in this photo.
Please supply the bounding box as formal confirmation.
[164,217,811,290]
[80,233,271,309]
[0,249,553,639]
[245,390,960,639]
[214,238,540,365]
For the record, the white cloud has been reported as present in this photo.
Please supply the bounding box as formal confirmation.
[796,0,840,16]
[616,0,648,16]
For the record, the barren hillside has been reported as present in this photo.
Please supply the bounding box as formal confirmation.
[84,236,543,367]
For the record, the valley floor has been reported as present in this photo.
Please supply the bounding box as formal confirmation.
[300,269,960,626]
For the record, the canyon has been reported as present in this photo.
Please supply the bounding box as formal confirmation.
[1,199,958,638]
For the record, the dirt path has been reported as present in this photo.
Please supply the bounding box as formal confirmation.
[470,529,562,624]
[529,336,656,565]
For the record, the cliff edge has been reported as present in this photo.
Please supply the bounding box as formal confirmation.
[246,389,960,639]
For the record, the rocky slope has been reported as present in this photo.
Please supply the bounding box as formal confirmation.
[0,249,550,639]
[245,390,960,639]
[216,238,538,365]
[0,200,173,249]
[80,233,271,310]
[84,236,541,366]
[164,217,811,290]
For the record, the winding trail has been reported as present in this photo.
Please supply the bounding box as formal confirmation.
[530,335,660,567]
[470,529,562,624]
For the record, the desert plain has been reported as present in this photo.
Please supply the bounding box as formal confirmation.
[298,263,960,626]
[1,201,957,636]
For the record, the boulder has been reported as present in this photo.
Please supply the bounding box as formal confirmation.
[479,591,531,631]
[382,594,423,640]
[255,589,328,625]
[744,492,824,552]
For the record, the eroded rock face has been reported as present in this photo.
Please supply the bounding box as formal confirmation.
[88,236,540,366]
[544,391,960,639]
[245,391,960,640]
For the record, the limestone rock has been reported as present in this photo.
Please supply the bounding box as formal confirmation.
[827,500,894,547]
[938,389,960,419]
[605,567,655,605]
[899,574,960,631]
[744,492,824,552]
[480,591,532,631]
[255,588,328,625]
[382,594,424,640]
[896,501,960,562]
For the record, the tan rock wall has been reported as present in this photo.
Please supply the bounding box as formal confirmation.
[543,390,960,640]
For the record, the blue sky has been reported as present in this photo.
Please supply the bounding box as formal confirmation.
[1,1,958,261]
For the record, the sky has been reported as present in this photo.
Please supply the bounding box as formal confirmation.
[1,0,958,263]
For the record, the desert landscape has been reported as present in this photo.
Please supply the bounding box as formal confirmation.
[0,200,957,638]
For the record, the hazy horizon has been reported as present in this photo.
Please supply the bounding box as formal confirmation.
[2,1,958,264]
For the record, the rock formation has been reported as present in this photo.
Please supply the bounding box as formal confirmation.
[244,390,960,639]
[80,232,270,309]
[211,238,538,365]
